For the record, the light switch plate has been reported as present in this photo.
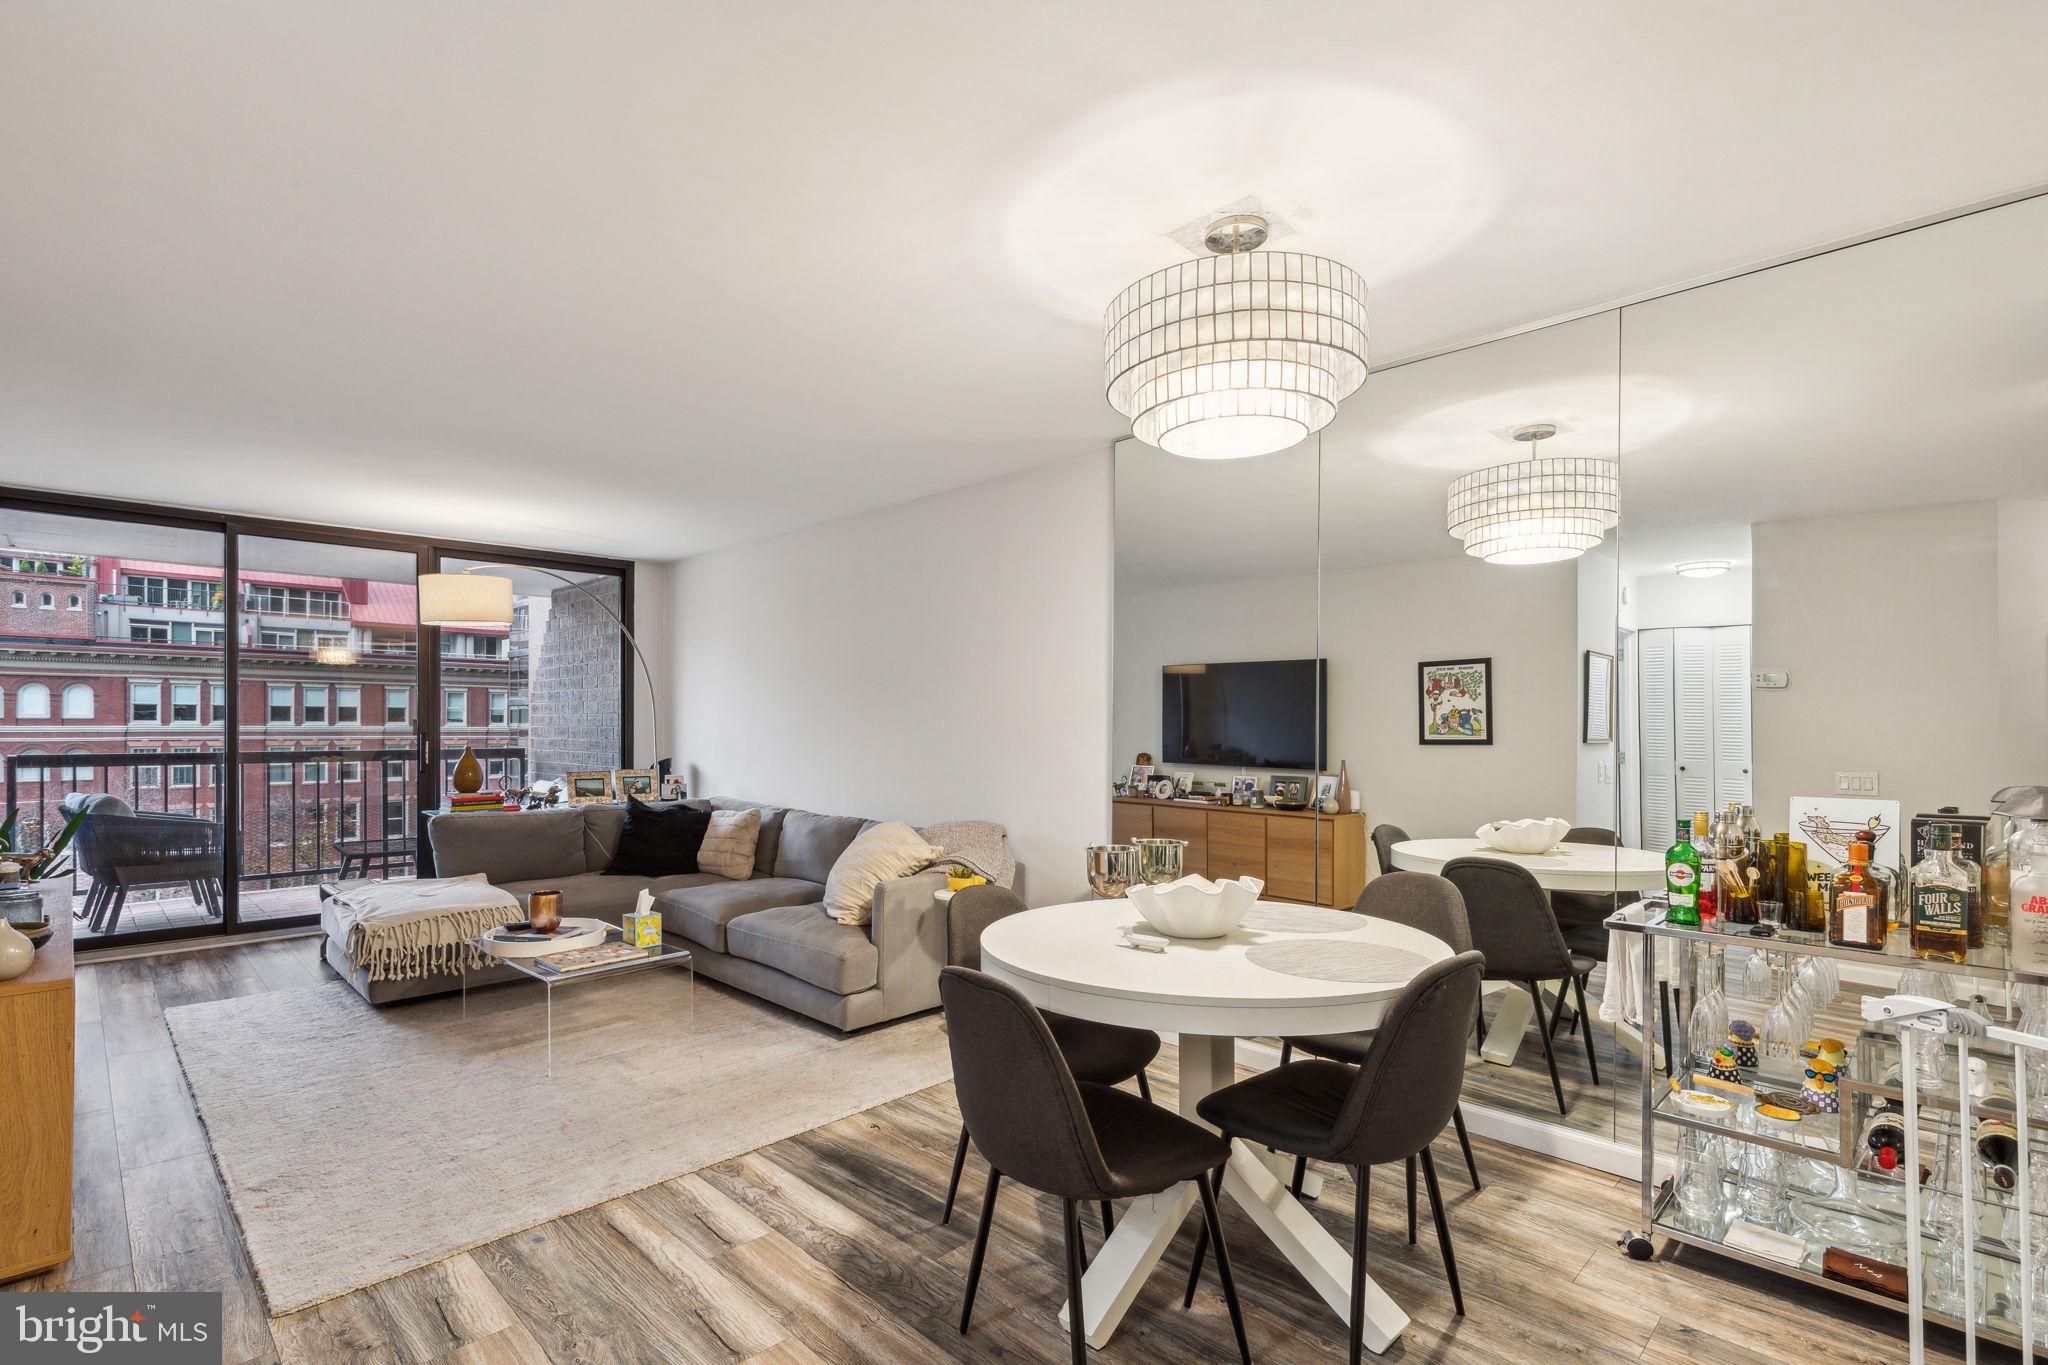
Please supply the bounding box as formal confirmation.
[1835,770,1879,794]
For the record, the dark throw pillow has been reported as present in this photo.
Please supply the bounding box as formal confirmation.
[601,798,712,877]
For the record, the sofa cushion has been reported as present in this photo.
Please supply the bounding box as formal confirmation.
[501,871,720,925]
[698,808,761,880]
[698,798,788,876]
[658,876,827,952]
[823,820,942,925]
[603,798,711,877]
[430,809,585,883]
[727,904,878,994]
[773,810,871,884]
[580,804,626,870]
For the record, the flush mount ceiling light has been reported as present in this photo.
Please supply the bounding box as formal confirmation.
[1675,559,1732,578]
[1105,214,1368,460]
[1446,422,1619,565]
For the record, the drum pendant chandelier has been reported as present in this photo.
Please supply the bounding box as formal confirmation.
[1446,422,1619,565]
[1105,215,1368,460]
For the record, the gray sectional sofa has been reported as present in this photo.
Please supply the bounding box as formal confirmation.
[321,797,992,1032]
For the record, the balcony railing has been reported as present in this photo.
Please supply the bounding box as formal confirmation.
[4,747,529,939]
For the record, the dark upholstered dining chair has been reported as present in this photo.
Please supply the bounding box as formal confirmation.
[1277,871,1482,1212]
[1369,822,1410,881]
[1186,951,1486,1363]
[940,967,1251,1365]
[1548,825,1620,1036]
[1443,857,1599,1113]
[939,885,1159,1243]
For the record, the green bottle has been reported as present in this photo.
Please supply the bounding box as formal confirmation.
[1665,819,1702,927]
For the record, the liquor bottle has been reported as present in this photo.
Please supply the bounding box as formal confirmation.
[1952,833,1985,949]
[1982,817,2020,952]
[1783,838,1818,932]
[1719,802,1757,928]
[1739,804,1763,860]
[1664,819,1702,927]
[2011,820,2048,973]
[1693,810,1718,926]
[1828,838,1888,950]
[1909,824,1971,963]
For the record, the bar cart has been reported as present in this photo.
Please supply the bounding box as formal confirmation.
[1614,907,2048,1357]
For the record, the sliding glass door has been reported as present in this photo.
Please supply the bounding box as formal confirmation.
[0,488,633,950]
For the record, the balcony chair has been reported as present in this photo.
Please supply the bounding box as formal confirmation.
[61,793,225,935]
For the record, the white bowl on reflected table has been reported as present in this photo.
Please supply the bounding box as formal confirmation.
[1474,818,1571,855]
[1125,875,1262,939]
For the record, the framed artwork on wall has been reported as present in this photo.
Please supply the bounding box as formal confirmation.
[1418,657,1492,745]
[1583,649,1615,744]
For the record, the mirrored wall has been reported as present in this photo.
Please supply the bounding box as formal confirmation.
[1110,192,2048,1182]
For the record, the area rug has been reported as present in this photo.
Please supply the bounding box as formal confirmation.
[164,974,950,1315]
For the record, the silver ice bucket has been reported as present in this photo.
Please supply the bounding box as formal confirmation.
[1130,837,1187,886]
[1083,844,1139,899]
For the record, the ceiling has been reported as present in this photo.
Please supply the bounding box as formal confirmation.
[3,5,2046,562]
[1119,192,2048,591]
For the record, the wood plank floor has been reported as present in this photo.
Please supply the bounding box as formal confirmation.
[5,936,2009,1363]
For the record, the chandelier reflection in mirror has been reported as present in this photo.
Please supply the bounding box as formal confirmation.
[1446,422,1619,565]
[1105,215,1368,460]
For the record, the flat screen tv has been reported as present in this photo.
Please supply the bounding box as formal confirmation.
[1161,659,1326,771]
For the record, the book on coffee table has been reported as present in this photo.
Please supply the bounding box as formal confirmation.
[533,940,652,975]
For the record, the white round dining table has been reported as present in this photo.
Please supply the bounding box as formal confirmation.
[1387,838,1664,1068]
[980,898,1453,1354]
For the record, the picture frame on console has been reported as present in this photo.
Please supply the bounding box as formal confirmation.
[565,770,615,804]
[1418,657,1493,746]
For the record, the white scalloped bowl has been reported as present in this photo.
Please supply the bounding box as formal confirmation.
[1475,817,1571,855]
[1125,876,1262,939]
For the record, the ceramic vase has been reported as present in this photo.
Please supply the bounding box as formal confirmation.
[0,918,35,981]
[452,744,484,795]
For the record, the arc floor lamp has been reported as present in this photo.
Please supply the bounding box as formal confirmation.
[416,565,668,781]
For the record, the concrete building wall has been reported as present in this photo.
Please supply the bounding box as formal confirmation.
[528,577,623,779]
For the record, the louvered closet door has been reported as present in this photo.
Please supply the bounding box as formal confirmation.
[1714,626,1753,808]
[1637,628,1677,846]
[1673,628,1718,825]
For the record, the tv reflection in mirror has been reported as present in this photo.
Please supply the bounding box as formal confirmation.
[1161,659,1327,771]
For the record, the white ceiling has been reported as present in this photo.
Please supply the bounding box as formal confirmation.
[1119,192,2048,591]
[3,4,2046,561]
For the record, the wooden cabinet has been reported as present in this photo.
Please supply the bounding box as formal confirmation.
[1109,798,1366,908]
[0,907,74,1283]
[1207,811,1268,881]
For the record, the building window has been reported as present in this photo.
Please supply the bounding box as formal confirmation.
[302,760,332,783]
[8,590,22,607]
[267,685,293,724]
[303,686,328,724]
[485,758,508,784]
[124,574,216,609]
[383,803,409,838]
[443,689,466,725]
[268,762,291,786]
[12,749,43,781]
[487,690,508,725]
[508,692,528,726]
[170,748,197,787]
[36,592,53,609]
[61,684,93,719]
[133,747,160,787]
[340,760,362,783]
[170,682,200,723]
[128,683,159,723]
[18,683,50,719]
[335,686,360,724]
[384,688,409,725]
[62,749,94,782]
[130,622,171,644]
[244,585,344,618]
[66,594,81,610]
[210,683,225,719]
[194,625,225,645]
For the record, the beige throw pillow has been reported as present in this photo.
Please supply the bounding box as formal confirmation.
[698,808,761,881]
[823,821,942,925]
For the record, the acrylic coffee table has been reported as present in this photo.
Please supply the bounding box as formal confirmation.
[463,930,692,1076]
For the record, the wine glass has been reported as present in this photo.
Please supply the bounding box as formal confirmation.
[1762,992,1802,1067]
[1687,955,1729,1070]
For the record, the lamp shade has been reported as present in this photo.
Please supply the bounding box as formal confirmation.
[417,572,514,626]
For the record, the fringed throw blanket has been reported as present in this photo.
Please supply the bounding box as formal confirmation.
[917,820,1016,889]
[330,876,523,981]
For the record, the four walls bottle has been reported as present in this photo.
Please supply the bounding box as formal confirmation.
[1908,823,1972,963]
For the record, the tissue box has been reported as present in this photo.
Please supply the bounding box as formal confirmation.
[623,892,662,948]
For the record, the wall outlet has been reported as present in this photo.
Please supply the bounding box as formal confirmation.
[1834,770,1879,794]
